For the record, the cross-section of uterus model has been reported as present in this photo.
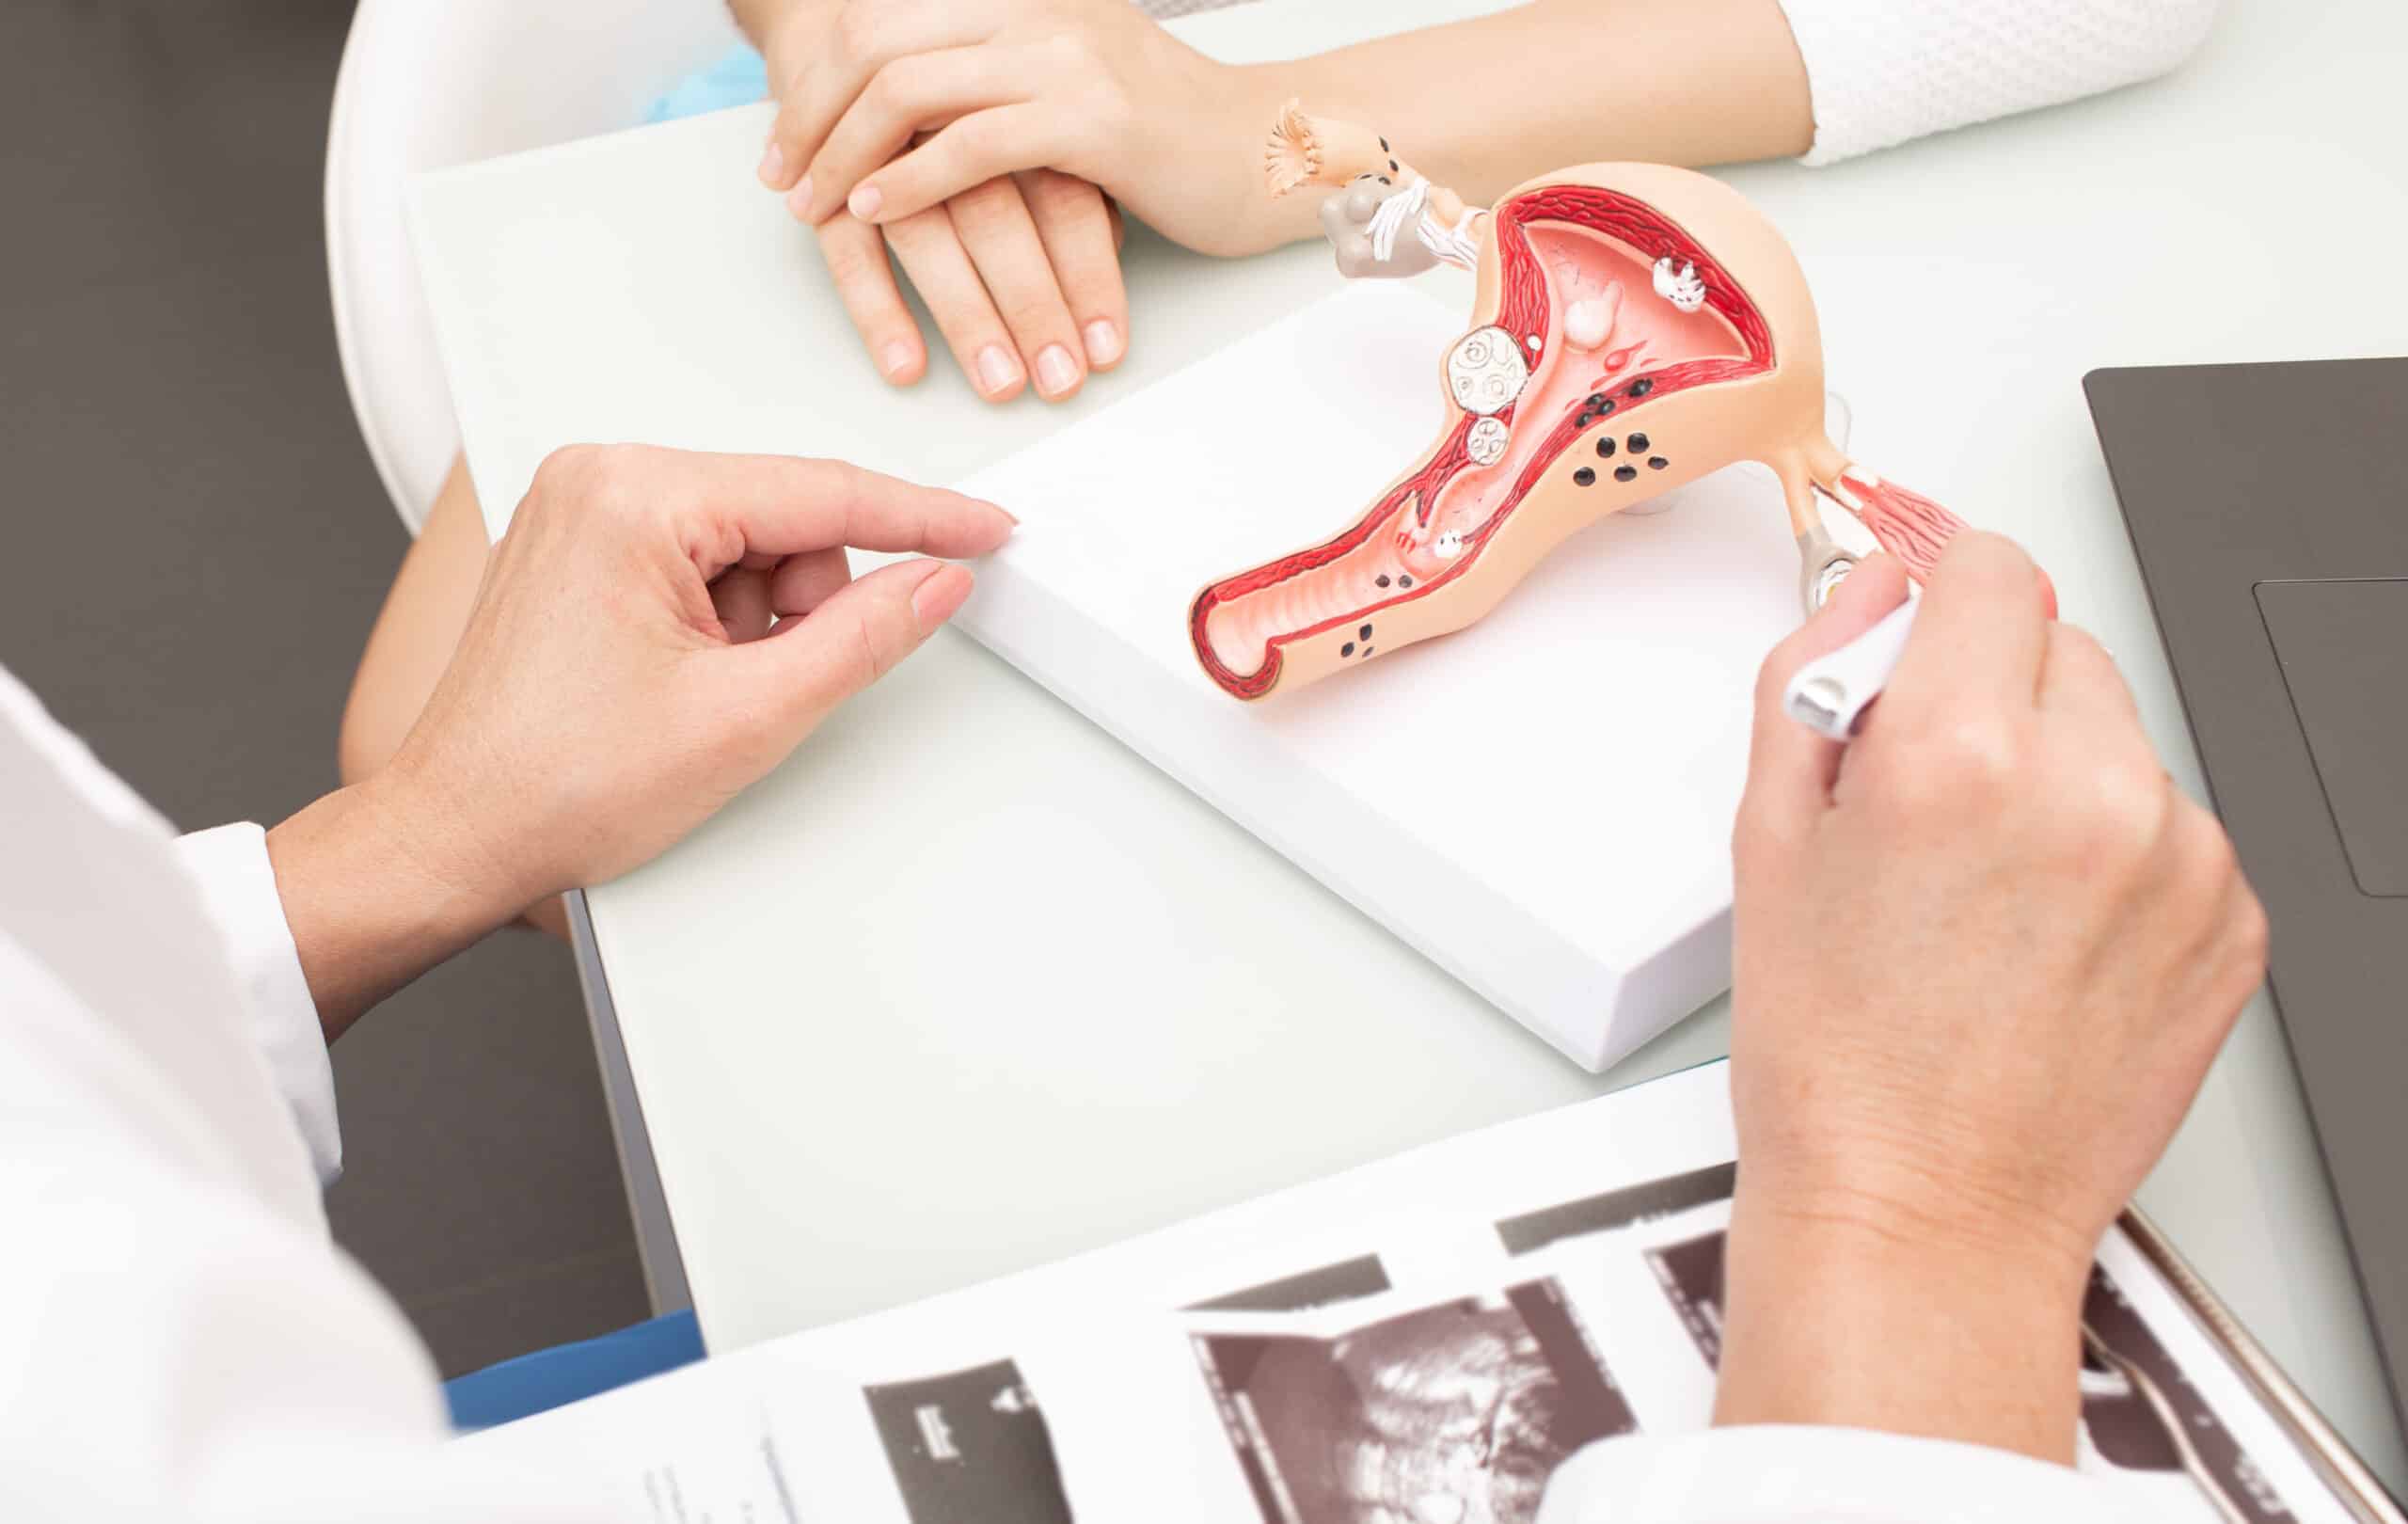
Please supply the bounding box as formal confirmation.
[1189,104,1978,701]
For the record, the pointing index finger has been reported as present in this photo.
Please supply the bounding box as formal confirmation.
[665,452,1017,568]
[1882,532,2051,718]
[1740,554,1911,834]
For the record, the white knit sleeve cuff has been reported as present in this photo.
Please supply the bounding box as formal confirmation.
[176,823,343,1185]
[1777,0,2221,167]
[1536,1426,2147,1524]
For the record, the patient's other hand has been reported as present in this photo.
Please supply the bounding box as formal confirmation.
[1320,179,1443,280]
[752,4,1129,404]
[798,176,1128,405]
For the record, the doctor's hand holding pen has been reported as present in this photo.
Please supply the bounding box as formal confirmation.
[1704,541,2267,1467]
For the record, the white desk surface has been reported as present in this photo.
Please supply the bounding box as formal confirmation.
[414,0,2408,1489]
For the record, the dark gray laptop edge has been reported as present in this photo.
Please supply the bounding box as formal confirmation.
[2086,358,2408,1446]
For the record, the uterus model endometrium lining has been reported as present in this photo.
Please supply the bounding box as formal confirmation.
[1189,103,1994,702]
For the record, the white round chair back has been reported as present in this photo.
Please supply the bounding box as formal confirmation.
[325,0,743,533]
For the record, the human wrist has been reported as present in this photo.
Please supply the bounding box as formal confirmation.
[264,770,526,1040]
[1739,1119,2107,1288]
[726,0,813,55]
[1715,1182,2092,1462]
[367,759,543,934]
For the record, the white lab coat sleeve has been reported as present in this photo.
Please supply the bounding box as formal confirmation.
[2,663,631,1523]
[176,821,343,1185]
[1537,1426,2146,1523]
[1777,0,2221,166]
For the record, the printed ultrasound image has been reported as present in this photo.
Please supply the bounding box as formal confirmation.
[2079,1266,2288,1522]
[1194,1279,1636,1524]
[863,1359,1076,1524]
[1639,1230,2290,1521]
[1641,1230,1728,1368]
[1496,1164,1737,1256]
[1189,1256,1396,1314]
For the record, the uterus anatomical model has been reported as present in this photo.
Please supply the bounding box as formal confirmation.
[1189,104,1980,701]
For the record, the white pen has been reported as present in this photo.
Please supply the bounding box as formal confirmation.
[1782,597,1918,741]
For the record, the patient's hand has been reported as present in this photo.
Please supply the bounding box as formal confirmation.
[1710,544,2267,1463]
[752,3,1128,403]
[752,0,1291,264]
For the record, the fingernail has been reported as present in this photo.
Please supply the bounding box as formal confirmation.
[1035,344,1080,398]
[985,500,1020,526]
[848,183,883,220]
[784,174,815,219]
[975,344,1020,395]
[1082,319,1122,366]
[757,141,786,187]
[911,564,973,632]
[880,341,917,380]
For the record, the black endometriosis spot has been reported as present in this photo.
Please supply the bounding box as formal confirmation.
[1574,467,1596,486]
[1648,455,1669,470]
[1341,642,1355,658]
[1613,465,1638,483]
[1626,432,1650,452]
[1627,378,1654,398]
[1375,574,1391,587]
[1595,437,1616,458]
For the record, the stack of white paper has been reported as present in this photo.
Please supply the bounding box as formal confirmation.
[937,280,1867,1069]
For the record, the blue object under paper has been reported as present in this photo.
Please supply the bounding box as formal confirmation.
[444,1310,704,1431]
[644,47,770,124]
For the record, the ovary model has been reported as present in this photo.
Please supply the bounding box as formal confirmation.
[1190,104,1995,702]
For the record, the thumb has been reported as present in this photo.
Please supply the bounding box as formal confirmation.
[1738,554,1910,841]
[741,559,974,730]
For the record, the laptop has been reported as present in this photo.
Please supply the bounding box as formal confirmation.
[2086,358,2408,1440]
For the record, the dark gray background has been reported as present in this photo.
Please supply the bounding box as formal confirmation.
[0,1,647,1376]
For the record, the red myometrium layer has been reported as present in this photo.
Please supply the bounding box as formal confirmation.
[1189,184,1775,700]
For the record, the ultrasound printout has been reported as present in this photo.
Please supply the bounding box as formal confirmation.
[1188,1256,1396,1315]
[1629,1221,2293,1521]
[2079,1266,2289,1522]
[1496,1163,1737,1256]
[863,1359,1076,1524]
[1192,1280,1635,1524]
[1641,1231,1729,1369]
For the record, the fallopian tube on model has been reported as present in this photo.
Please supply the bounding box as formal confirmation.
[1189,103,2044,702]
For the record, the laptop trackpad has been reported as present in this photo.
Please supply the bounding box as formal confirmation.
[2255,579,2408,897]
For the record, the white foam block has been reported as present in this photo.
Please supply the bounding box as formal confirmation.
[945,280,1861,1069]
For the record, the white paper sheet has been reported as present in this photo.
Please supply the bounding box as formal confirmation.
[463,1059,2357,1524]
